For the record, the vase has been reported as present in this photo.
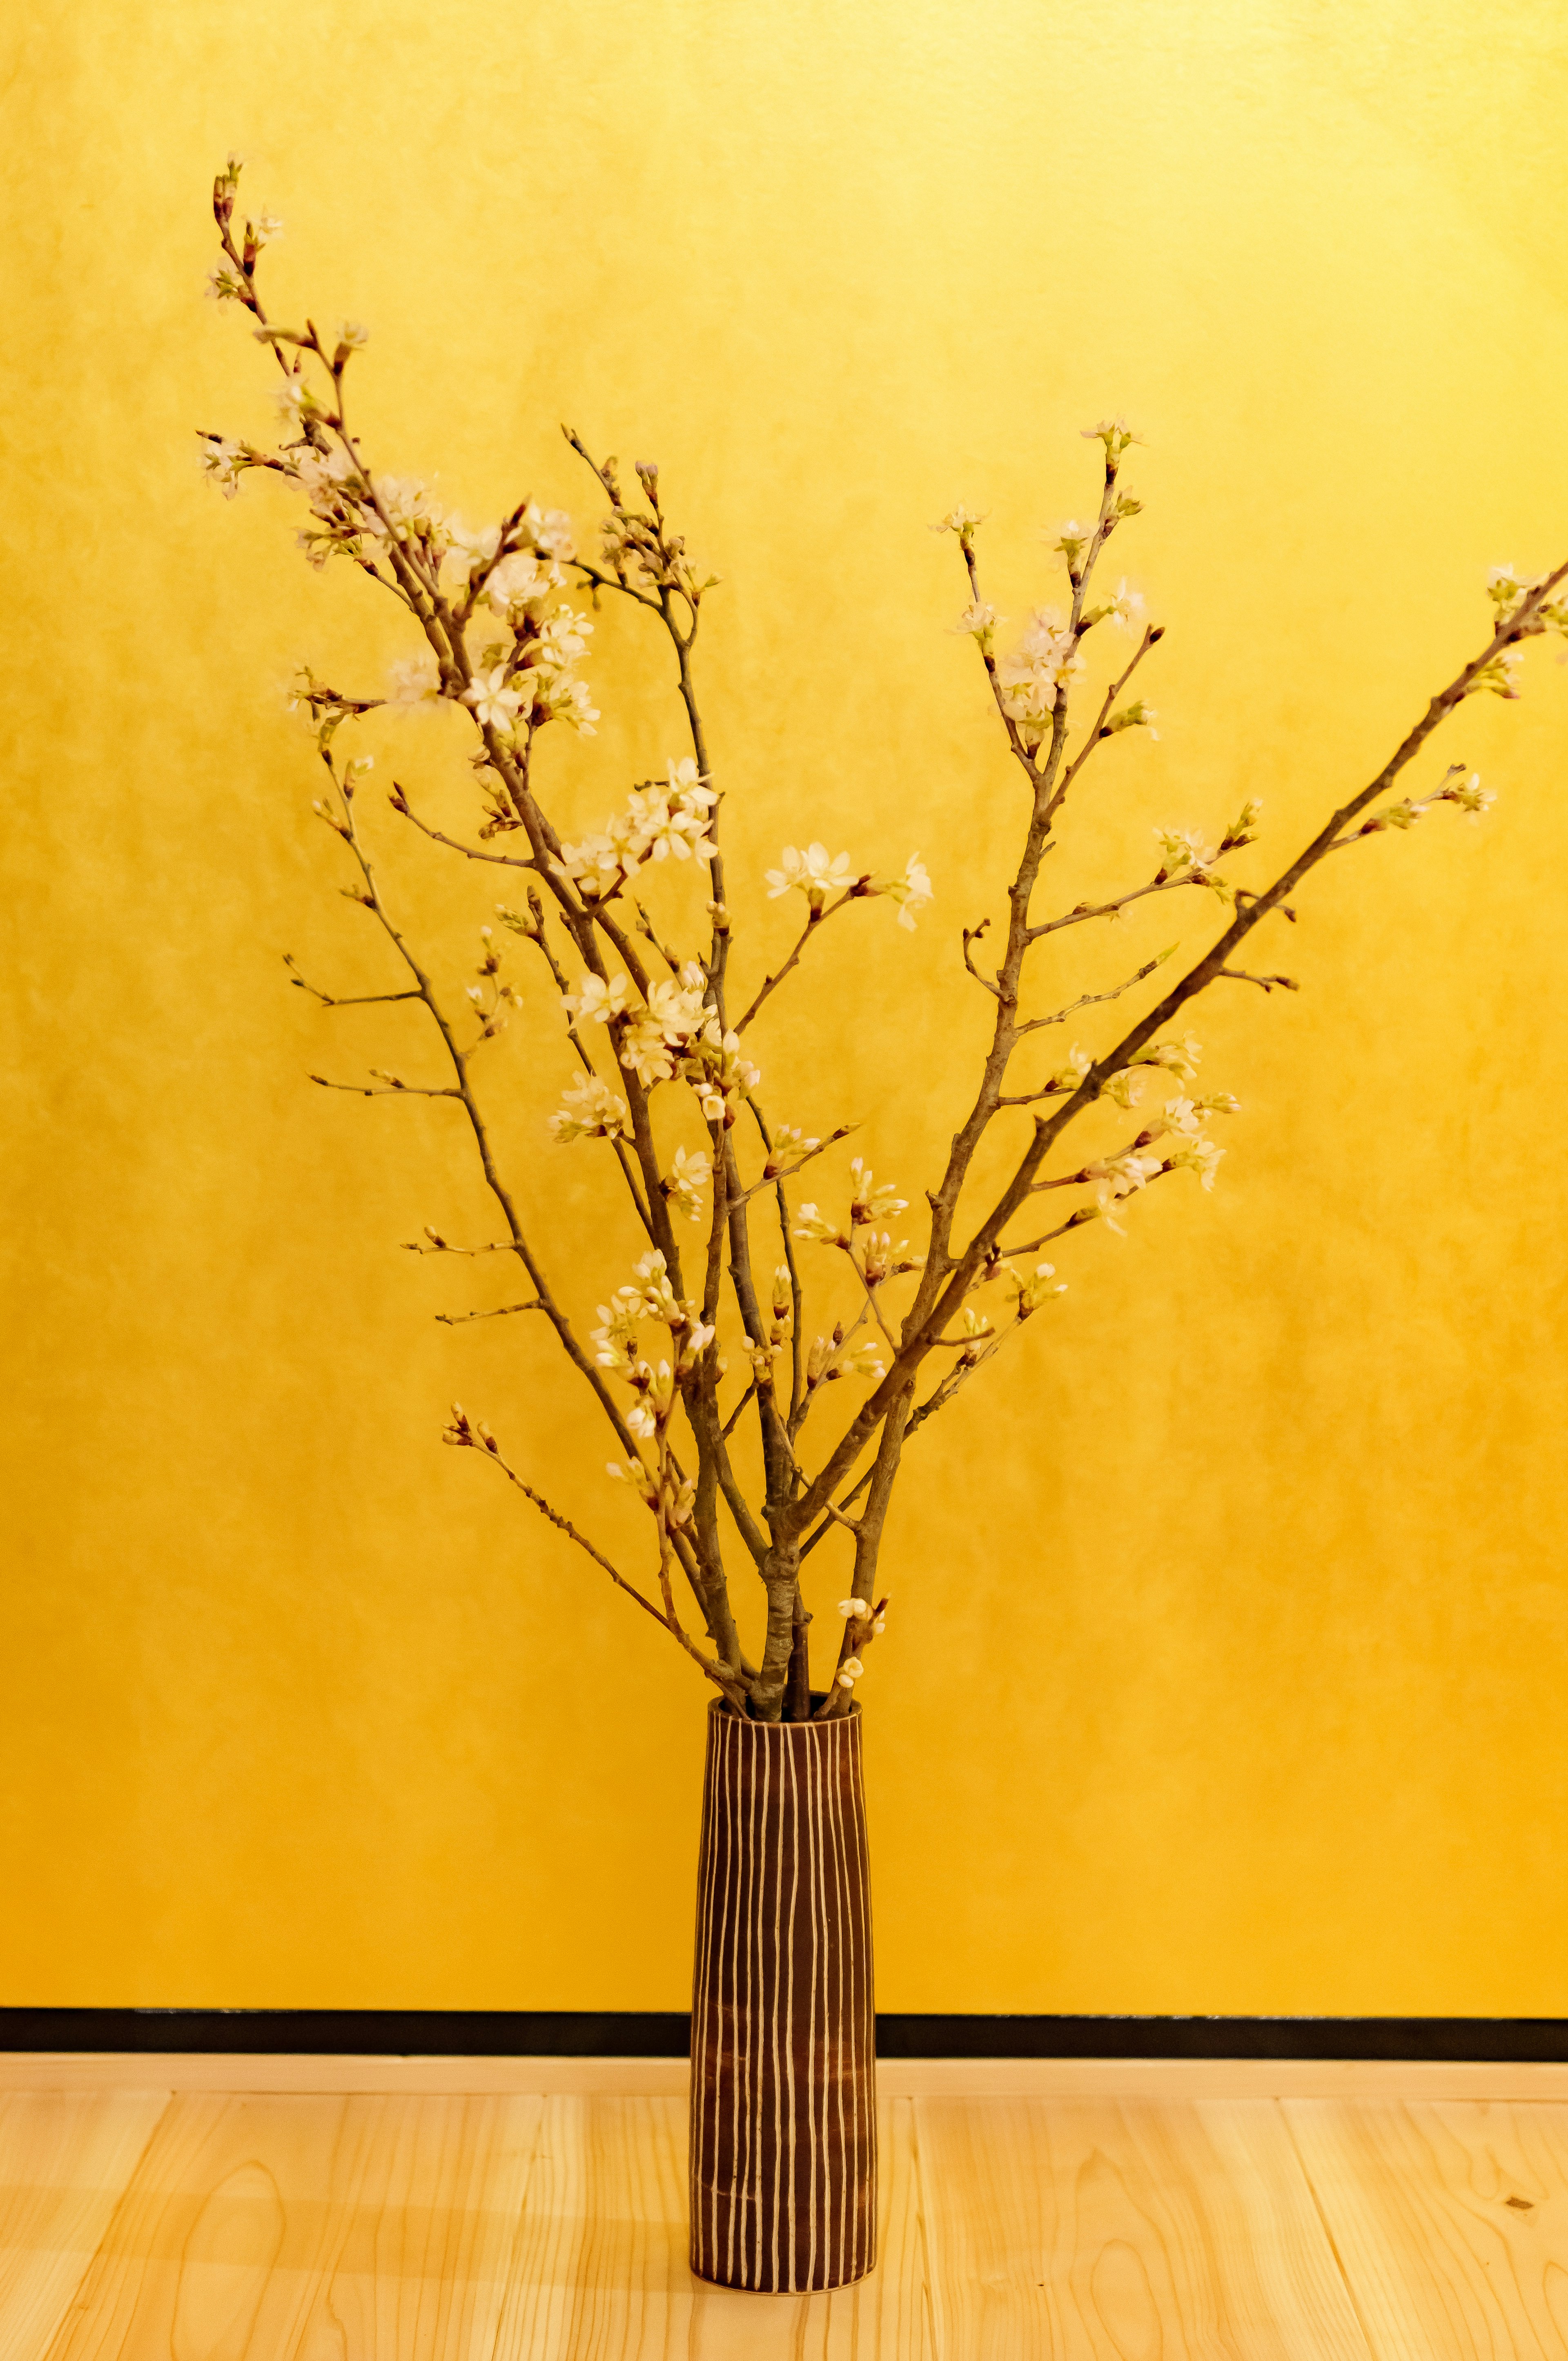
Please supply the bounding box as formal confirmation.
[688,1695,877,2292]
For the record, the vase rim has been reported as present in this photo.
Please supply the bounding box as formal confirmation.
[710,1695,862,1728]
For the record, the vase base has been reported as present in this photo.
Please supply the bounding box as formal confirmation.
[688,2253,877,2294]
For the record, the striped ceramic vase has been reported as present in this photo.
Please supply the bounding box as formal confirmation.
[688,1697,877,2292]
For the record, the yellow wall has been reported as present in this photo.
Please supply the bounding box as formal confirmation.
[4,0,1568,2014]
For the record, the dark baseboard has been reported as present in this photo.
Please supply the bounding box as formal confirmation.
[2,2009,1567,2062]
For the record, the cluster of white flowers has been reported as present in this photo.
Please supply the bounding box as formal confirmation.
[623,973,713,1086]
[1086,579,1146,633]
[606,1454,695,1524]
[1154,825,1219,875]
[1486,563,1568,641]
[599,494,714,604]
[548,1071,632,1144]
[1081,415,1143,464]
[1048,518,1095,569]
[875,855,934,929]
[593,1251,715,1447]
[387,652,440,706]
[996,608,1087,746]
[684,1016,762,1123]
[556,962,760,1122]
[1131,1032,1204,1083]
[205,422,601,740]
[1468,648,1524,701]
[930,504,987,540]
[795,1156,924,1325]
[554,759,718,902]
[1166,1135,1225,1189]
[1012,1261,1067,1315]
[1105,699,1159,739]
[662,1144,713,1223]
[764,844,932,929]
[462,609,598,743]
[805,1332,886,1390]
[766,843,853,910]
[1442,771,1496,820]
[952,601,999,644]
[1089,1150,1166,1233]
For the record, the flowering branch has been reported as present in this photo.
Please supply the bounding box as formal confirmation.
[202,165,1567,1720]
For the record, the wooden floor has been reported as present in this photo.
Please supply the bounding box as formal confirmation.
[7,2076,1568,2356]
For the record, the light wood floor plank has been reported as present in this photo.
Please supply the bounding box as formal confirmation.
[0,2090,172,2361]
[490,2092,930,2358]
[1285,2098,1568,2359]
[915,2096,1375,2359]
[40,2089,543,2361]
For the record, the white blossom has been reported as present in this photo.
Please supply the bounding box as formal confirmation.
[664,1143,712,1222]
[1167,1134,1225,1189]
[1155,826,1217,873]
[1103,579,1146,632]
[1132,1031,1202,1082]
[1015,1261,1067,1314]
[445,517,501,577]
[549,1071,632,1144]
[607,1457,658,1507]
[996,608,1087,746]
[794,1203,850,1248]
[387,652,440,706]
[849,1160,908,1225]
[873,853,933,930]
[682,1016,760,1122]
[952,602,1000,639]
[561,973,630,1027]
[1080,415,1143,461]
[766,842,853,910]
[199,436,247,497]
[1099,1068,1145,1109]
[1048,519,1094,566]
[1444,770,1497,820]
[484,548,564,615]
[853,1230,921,1287]
[930,504,987,536]
[464,665,524,733]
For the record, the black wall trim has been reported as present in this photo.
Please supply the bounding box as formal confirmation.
[2,2010,1568,2061]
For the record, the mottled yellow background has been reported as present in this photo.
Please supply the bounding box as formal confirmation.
[3,0,1566,2013]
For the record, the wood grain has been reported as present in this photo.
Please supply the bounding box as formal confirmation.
[491,2092,930,2358]
[915,2095,1374,2359]
[20,2076,1568,2357]
[0,2090,170,2361]
[1286,2098,1568,2359]
[40,2090,542,2361]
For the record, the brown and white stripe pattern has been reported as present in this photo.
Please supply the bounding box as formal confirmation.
[688,1698,877,2292]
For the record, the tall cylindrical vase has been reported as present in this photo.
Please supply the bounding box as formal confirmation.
[688,1697,876,2292]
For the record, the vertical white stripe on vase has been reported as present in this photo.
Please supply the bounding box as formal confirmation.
[741,1724,762,2283]
[809,1713,831,2290]
[700,1708,727,2281]
[715,1708,735,2280]
[690,1715,710,2279]
[826,1716,851,2288]
[783,1724,800,2290]
[849,1716,873,2278]
[769,1726,786,2293]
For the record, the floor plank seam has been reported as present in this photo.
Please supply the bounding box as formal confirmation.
[1276,2098,1383,2361]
